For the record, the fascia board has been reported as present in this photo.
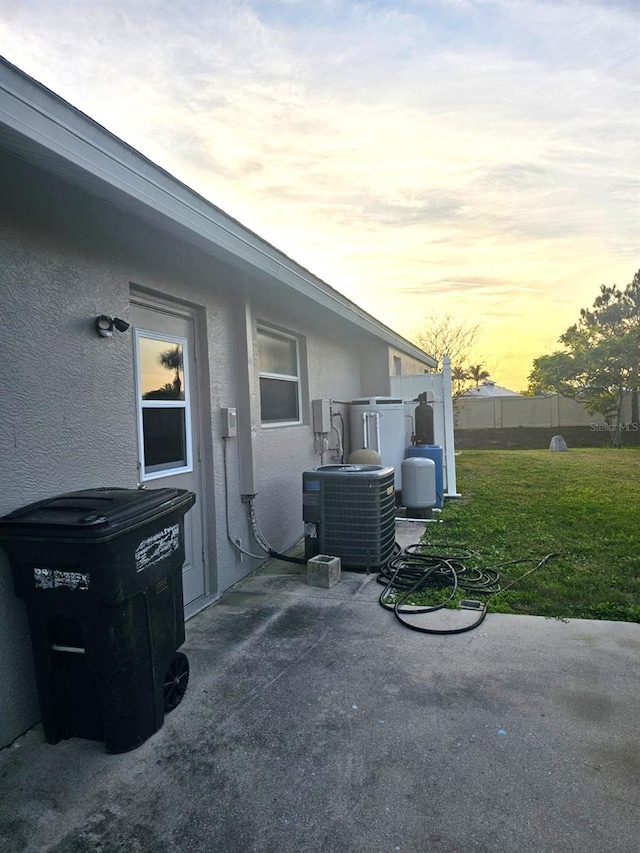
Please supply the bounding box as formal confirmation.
[269,262,437,365]
[0,78,283,273]
[0,60,436,368]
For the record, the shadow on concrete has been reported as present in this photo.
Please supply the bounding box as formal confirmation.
[1,523,638,852]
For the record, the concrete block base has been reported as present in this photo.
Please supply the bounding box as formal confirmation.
[307,554,341,588]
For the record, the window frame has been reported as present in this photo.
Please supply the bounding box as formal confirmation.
[257,325,303,427]
[134,328,193,480]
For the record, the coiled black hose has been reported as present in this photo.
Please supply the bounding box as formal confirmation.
[378,544,555,635]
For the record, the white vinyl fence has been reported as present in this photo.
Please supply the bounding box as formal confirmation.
[454,393,633,430]
[390,356,459,497]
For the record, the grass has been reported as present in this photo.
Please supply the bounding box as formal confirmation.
[411,448,640,622]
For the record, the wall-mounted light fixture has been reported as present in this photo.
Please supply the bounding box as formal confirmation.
[95,315,131,338]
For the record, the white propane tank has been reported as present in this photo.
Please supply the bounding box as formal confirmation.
[401,457,436,510]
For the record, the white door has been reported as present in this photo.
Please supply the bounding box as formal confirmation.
[131,298,206,609]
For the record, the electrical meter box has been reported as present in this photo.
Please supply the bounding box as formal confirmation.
[312,399,331,433]
[221,407,237,438]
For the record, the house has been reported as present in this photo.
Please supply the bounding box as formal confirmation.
[461,380,522,398]
[0,58,436,747]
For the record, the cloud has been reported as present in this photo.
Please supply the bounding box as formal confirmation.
[1,0,638,391]
[394,275,541,295]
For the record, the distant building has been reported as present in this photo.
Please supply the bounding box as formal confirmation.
[461,380,522,398]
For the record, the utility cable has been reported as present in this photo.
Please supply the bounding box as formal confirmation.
[331,410,345,462]
[223,437,308,562]
[246,497,308,565]
[222,438,270,559]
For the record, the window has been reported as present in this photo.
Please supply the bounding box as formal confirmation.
[257,326,301,424]
[393,356,402,376]
[135,331,192,478]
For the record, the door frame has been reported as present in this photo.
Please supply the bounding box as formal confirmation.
[130,285,216,617]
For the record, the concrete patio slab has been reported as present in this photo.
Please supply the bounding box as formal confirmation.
[1,526,638,853]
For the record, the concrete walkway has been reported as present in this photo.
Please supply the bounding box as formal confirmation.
[1,524,638,852]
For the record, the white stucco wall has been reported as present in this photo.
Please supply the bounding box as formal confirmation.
[251,301,368,552]
[0,157,140,744]
[0,148,405,746]
[388,346,431,377]
[360,341,393,397]
[0,152,243,745]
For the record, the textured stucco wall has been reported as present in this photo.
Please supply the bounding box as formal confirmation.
[388,346,430,377]
[0,152,241,745]
[359,341,393,398]
[251,301,366,552]
[0,148,401,746]
[0,157,139,745]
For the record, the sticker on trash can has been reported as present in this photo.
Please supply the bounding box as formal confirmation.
[135,524,180,572]
[33,568,90,591]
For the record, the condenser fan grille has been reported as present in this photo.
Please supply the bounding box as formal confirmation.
[302,465,396,569]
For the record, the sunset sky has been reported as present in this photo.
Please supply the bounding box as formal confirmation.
[2,0,638,390]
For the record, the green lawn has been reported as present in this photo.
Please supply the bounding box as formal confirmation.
[419,449,640,622]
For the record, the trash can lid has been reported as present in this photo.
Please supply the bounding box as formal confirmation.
[0,487,194,539]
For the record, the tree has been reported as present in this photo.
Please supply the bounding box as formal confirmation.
[528,270,640,446]
[411,314,480,372]
[143,383,180,401]
[468,364,490,388]
[451,365,470,398]
[142,346,185,400]
[411,314,482,398]
[159,345,184,398]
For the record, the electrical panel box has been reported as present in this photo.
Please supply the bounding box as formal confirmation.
[221,407,237,438]
[312,399,331,434]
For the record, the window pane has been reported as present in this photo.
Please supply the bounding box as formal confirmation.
[258,330,297,376]
[142,408,187,471]
[260,377,299,422]
[139,338,185,400]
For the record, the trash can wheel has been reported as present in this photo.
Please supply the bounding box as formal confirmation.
[163,651,189,712]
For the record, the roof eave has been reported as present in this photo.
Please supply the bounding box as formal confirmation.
[0,57,436,368]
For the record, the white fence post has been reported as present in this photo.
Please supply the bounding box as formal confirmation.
[442,356,460,497]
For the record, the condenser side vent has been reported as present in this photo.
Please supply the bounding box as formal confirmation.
[302,464,396,569]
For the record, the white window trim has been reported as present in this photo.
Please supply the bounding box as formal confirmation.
[134,328,193,480]
[257,325,303,427]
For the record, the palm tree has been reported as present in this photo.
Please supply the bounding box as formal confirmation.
[468,364,490,388]
[451,365,470,398]
[159,345,183,397]
[452,365,469,382]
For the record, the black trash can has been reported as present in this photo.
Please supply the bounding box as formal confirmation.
[0,487,196,753]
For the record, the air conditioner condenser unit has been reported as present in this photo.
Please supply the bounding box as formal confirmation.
[302,464,396,570]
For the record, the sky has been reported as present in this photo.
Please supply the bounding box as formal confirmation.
[2,0,639,390]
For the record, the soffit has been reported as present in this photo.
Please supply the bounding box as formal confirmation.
[0,60,435,367]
